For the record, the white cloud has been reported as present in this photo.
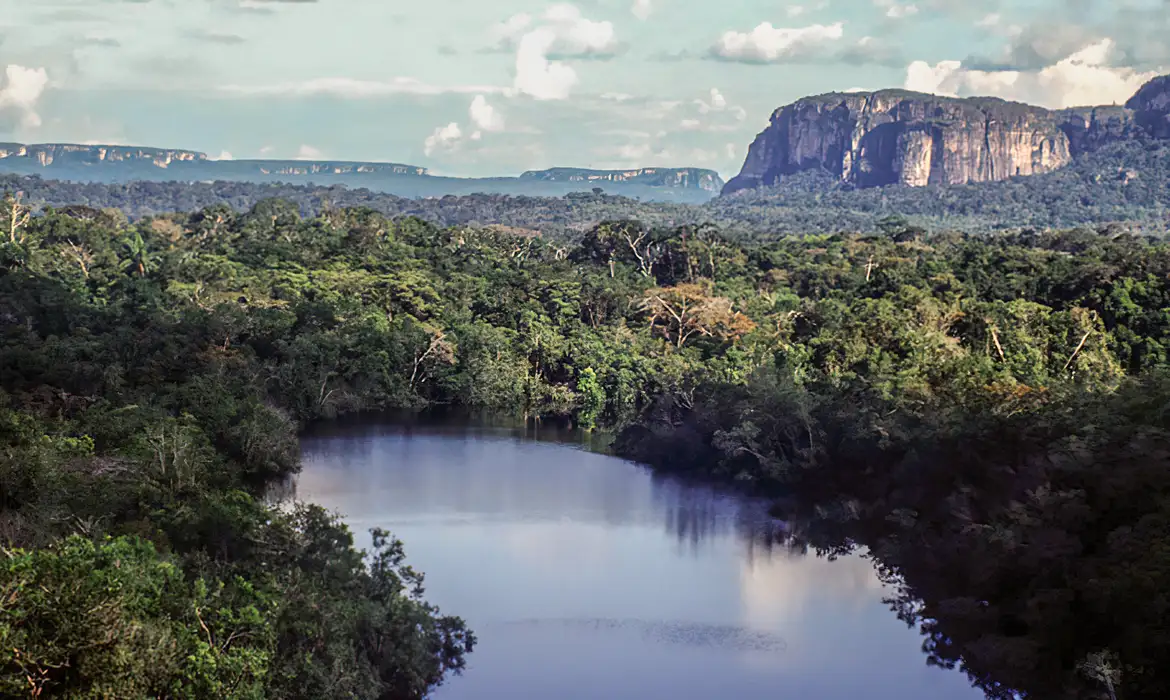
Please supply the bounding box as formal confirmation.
[976,13,1000,28]
[423,95,506,157]
[504,4,620,100]
[696,87,728,113]
[469,94,504,133]
[711,22,845,63]
[632,0,653,20]
[423,122,463,156]
[494,4,618,57]
[211,150,234,161]
[679,118,701,130]
[541,4,619,56]
[875,0,918,19]
[904,38,1159,109]
[218,76,508,98]
[295,144,324,160]
[514,27,578,100]
[258,146,275,157]
[725,142,737,159]
[0,65,49,130]
[490,12,534,48]
[786,1,827,17]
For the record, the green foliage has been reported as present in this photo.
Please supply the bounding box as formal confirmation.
[3,189,1170,697]
[0,535,271,699]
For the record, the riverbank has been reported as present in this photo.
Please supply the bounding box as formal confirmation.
[4,202,1170,697]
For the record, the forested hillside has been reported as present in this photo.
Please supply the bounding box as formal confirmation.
[2,195,1170,697]
[4,137,1170,240]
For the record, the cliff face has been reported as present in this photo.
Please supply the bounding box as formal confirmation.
[1126,76,1170,138]
[724,90,1073,194]
[254,161,427,177]
[1056,106,1138,156]
[520,166,724,192]
[0,143,207,169]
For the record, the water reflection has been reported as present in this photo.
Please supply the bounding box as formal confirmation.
[294,420,983,700]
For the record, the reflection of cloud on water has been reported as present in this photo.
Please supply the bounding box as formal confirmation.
[498,618,788,655]
[737,549,886,669]
[740,552,884,625]
[499,522,613,568]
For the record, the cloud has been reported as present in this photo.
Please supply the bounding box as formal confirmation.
[469,94,504,133]
[874,0,919,19]
[709,22,845,63]
[183,29,247,45]
[904,38,1159,109]
[491,4,619,58]
[423,95,505,156]
[423,122,462,156]
[218,76,508,97]
[0,65,49,131]
[487,4,621,100]
[295,144,324,160]
[514,28,578,100]
[210,150,234,161]
[631,0,653,20]
[695,87,727,113]
[963,21,1099,72]
[838,35,904,66]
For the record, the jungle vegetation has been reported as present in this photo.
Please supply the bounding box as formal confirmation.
[0,191,1168,698]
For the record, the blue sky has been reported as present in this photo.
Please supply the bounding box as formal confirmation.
[0,0,1166,177]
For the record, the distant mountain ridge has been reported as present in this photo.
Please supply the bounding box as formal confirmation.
[723,73,1170,196]
[0,143,724,204]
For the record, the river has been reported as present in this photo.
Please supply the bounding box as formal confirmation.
[295,419,984,700]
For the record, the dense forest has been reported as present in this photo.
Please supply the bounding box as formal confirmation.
[2,190,1170,698]
[4,137,1170,240]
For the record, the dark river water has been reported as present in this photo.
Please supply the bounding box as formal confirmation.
[295,419,984,700]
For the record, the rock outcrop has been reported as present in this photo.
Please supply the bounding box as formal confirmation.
[1126,75,1170,138]
[724,74,1170,195]
[1056,106,1138,156]
[723,90,1073,194]
[0,143,207,169]
[520,166,724,192]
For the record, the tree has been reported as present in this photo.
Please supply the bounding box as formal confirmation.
[640,283,756,348]
[2,192,31,245]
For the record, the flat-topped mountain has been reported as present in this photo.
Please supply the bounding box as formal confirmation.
[519,166,723,192]
[723,75,1170,195]
[0,144,722,203]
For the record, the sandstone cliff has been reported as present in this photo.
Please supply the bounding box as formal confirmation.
[1056,106,1138,156]
[723,90,1073,194]
[0,143,207,169]
[1126,76,1170,138]
[520,166,724,192]
[725,75,1170,195]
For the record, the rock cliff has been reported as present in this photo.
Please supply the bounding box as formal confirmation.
[0,143,207,169]
[520,167,724,192]
[0,143,721,203]
[723,90,1073,194]
[1056,106,1138,156]
[1126,75,1170,138]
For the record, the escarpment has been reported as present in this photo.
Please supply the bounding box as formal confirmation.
[724,74,1170,195]
[723,91,1072,194]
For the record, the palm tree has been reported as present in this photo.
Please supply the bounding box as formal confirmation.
[122,232,151,277]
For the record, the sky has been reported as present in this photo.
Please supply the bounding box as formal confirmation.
[0,0,1166,178]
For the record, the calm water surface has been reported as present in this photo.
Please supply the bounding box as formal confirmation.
[296,420,983,700]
